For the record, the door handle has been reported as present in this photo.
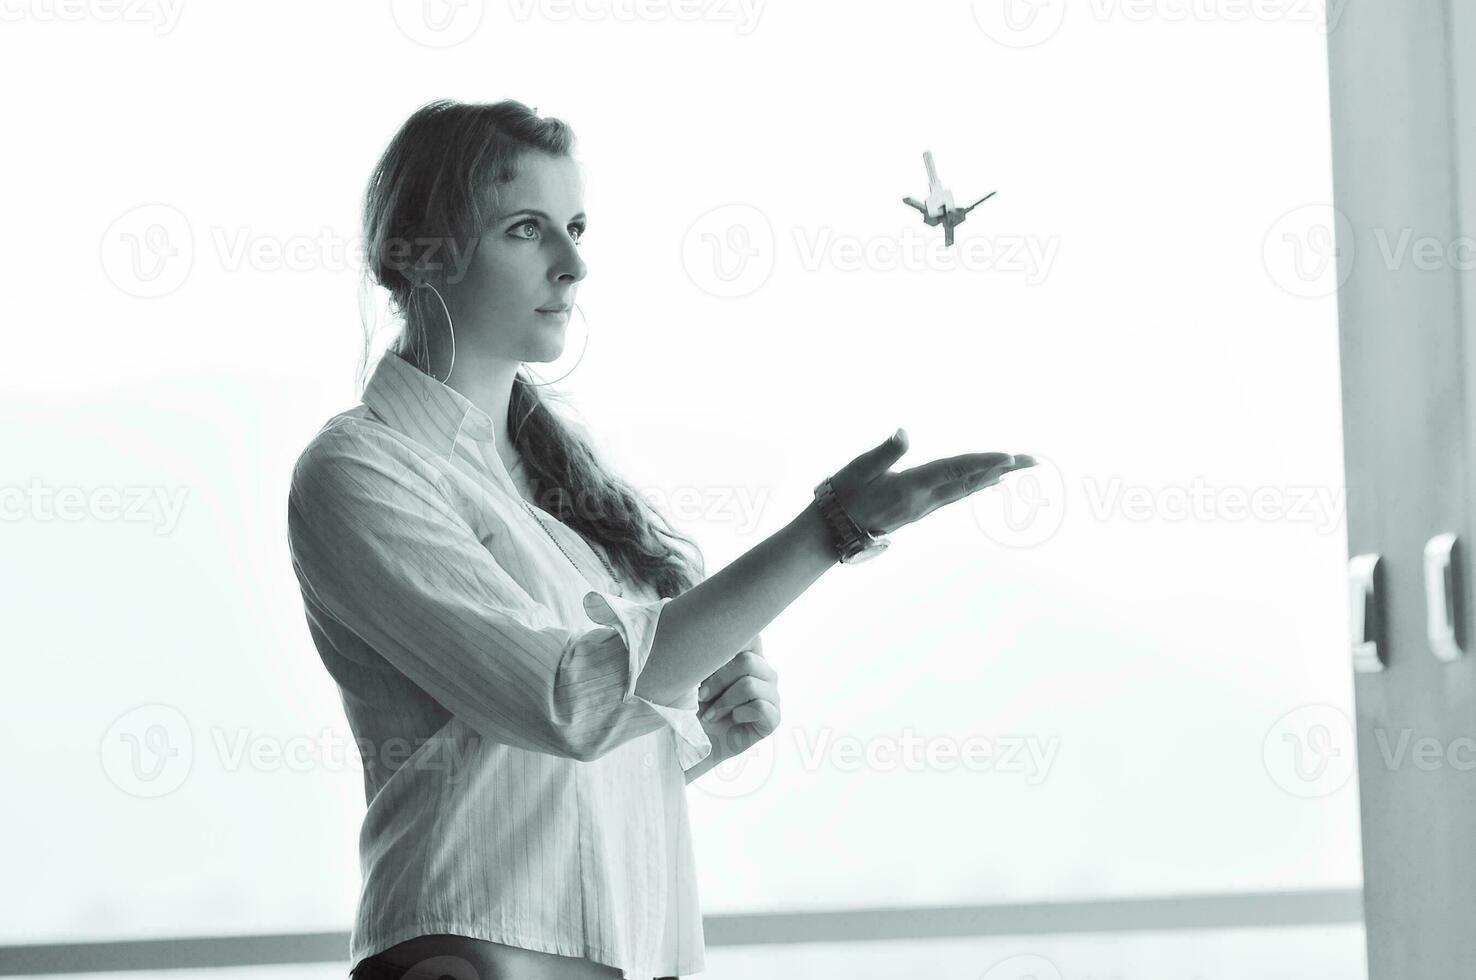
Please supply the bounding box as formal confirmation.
[1349,552,1384,672]
[1424,532,1464,662]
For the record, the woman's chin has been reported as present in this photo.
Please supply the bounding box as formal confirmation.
[521,318,569,361]
[523,340,566,364]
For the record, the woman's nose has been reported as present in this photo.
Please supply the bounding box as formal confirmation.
[554,243,587,283]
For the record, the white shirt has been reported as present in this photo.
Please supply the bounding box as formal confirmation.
[286,349,713,980]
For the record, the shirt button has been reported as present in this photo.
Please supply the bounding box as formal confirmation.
[643,752,655,767]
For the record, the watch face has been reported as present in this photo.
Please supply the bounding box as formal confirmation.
[847,540,889,563]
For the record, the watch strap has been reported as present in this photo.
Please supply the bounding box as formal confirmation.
[813,477,889,563]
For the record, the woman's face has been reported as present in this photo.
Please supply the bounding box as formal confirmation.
[441,151,588,364]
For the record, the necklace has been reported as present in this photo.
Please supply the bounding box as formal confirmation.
[511,458,624,597]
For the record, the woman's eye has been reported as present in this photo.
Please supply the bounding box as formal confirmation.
[510,220,585,244]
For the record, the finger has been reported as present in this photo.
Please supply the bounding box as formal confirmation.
[699,683,747,723]
[734,654,778,685]
[840,428,910,485]
[700,676,767,723]
[718,721,764,757]
[732,699,780,733]
[901,452,1016,495]
[698,635,761,699]
[731,676,780,713]
[902,454,1016,510]
[709,678,780,725]
[699,700,733,725]
[937,452,1040,501]
[697,645,774,701]
[698,667,734,704]
[933,467,1007,502]
[698,664,736,703]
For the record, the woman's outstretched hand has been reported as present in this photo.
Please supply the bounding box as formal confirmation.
[830,428,1036,535]
[685,430,1033,780]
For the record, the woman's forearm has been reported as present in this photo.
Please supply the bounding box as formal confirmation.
[634,499,837,707]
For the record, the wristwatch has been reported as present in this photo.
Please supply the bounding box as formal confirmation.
[813,476,891,564]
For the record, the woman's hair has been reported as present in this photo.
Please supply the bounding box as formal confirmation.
[356,98,706,600]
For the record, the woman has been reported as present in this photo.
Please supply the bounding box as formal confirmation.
[287,98,1034,980]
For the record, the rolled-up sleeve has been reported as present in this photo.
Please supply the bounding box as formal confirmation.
[287,421,712,766]
[581,590,712,771]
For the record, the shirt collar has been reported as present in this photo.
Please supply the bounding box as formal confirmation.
[361,348,499,459]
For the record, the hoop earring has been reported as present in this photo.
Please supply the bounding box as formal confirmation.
[518,300,590,388]
[414,280,456,385]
